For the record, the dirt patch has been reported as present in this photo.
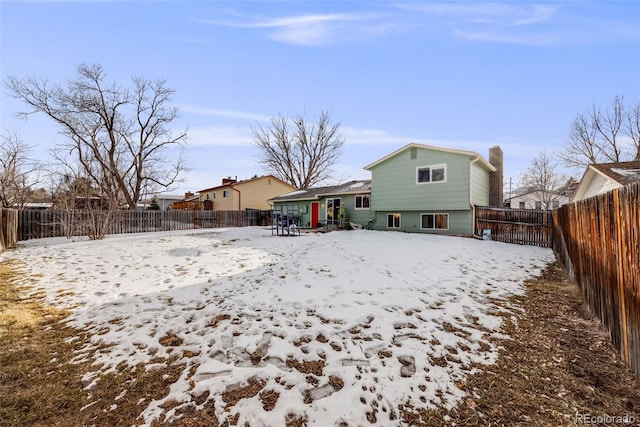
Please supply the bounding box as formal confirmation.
[402,261,640,426]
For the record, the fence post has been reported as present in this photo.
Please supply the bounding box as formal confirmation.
[613,189,629,365]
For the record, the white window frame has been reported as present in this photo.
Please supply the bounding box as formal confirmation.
[387,213,401,229]
[223,190,229,198]
[354,194,370,210]
[416,164,446,184]
[420,213,449,230]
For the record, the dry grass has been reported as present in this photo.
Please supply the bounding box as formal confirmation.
[1,257,638,426]
[402,261,640,426]
[0,258,187,427]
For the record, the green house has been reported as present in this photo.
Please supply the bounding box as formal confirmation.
[269,180,372,229]
[363,144,497,236]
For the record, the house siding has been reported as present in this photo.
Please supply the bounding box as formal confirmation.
[200,177,295,210]
[371,210,473,235]
[273,193,371,228]
[470,162,490,206]
[369,147,471,211]
[580,173,621,200]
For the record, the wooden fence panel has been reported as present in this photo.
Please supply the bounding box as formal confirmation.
[552,182,640,380]
[17,209,273,241]
[0,208,19,253]
[474,206,553,247]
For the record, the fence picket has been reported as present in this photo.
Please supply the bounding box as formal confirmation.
[16,209,272,241]
[552,182,640,381]
[474,206,552,247]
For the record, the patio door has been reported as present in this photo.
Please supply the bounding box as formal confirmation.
[326,198,340,225]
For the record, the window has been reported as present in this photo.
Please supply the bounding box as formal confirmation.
[417,164,446,184]
[223,190,229,198]
[552,200,560,209]
[206,193,210,200]
[326,198,341,224]
[410,147,417,160]
[535,201,542,210]
[355,194,370,209]
[421,213,449,230]
[387,213,401,229]
[519,201,525,209]
[213,192,217,199]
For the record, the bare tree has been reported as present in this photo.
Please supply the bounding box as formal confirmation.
[5,64,187,210]
[252,110,345,188]
[561,95,640,168]
[520,150,569,210]
[0,130,41,208]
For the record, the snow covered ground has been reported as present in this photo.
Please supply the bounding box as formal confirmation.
[7,227,554,426]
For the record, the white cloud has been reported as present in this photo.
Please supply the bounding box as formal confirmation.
[187,125,253,147]
[180,105,269,122]
[397,3,556,27]
[453,29,557,47]
[195,12,391,46]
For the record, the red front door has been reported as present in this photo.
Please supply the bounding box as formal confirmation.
[311,202,319,228]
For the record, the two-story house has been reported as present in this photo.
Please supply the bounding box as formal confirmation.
[363,143,500,235]
[198,175,296,211]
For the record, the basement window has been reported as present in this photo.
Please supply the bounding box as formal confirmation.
[387,213,401,229]
[421,213,449,230]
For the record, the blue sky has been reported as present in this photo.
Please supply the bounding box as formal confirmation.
[1,1,639,195]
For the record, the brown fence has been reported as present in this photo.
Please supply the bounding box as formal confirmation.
[552,182,640,380]
[475,206,553,247]
[17,209,272,241]
[0,208,19,253]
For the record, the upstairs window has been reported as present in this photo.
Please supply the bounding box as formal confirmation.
[417,164,446,184]
[355,194,370,209]
[223,190,229,198]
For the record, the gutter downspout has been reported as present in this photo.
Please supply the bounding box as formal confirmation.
[230,183,241,227]
[470,155,480,237]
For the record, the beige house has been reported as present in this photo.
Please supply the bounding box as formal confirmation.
[198,175,296,211]
[573,161,640,201]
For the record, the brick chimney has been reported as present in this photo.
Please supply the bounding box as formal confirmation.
[184,192,194,200]
[222,177,237,185]
[489,146,503,207]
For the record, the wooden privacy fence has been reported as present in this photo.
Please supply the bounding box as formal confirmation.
[475,206,553,247]
[0,208,19,253]
[552,182,640,380]
[17,209,272,241]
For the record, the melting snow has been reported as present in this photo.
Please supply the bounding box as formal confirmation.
[8,227,554,426]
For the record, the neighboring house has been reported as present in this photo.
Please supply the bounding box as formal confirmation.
[363,143,501,235]
[573,161,640,202]
[172,192,203,210]
[269,180,372,228]
[505,187,573,210]
[199,175,296,211]
[139,194,186,210]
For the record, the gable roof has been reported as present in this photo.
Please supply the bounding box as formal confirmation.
[269,180,372,202]
[198,175,292,193]
[363,143,496,172]
[573,161,640,201]
[590,161,640,186]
